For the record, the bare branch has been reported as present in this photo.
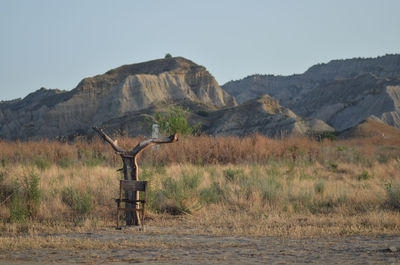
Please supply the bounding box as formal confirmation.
[131,134,178,156]
[92,127,124,153]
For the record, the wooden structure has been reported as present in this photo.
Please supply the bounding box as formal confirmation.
[116,180,147,229]
[93,127,178,226]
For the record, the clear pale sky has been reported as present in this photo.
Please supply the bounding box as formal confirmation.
[1,0,399,101]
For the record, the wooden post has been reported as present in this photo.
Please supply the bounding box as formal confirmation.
[93,127,178,226]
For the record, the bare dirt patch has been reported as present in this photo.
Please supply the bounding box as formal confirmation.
[1,226,399,264]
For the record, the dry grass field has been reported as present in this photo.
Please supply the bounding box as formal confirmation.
[0,134,399,235]
[0,134,399,263]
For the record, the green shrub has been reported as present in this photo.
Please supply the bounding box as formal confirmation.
[200,181,225,204]
[311,195,341,214]
[1,158,8,168]
[328,161,338,171]
[385,182,400,209]
[9,172,41,222]
[299,172,314,180]
[290,190,313,213]
[259,176,282,203]
[25,172,41,218]
[357,170,372,181]
[266,166,280,178]
[354,152,372,167]
[34,156,51,171]
[61,187,92,216]
[77,149,106,167]
[336,145,348,152]
[223,168,245,182]
[58,157,74,168]
[153,106,201,135]
[222,169,282,205]
[376,153,390,163]
[151,171,201,214]
[320,132,337,141]
[314,180,325,194]
[10,193,28,222]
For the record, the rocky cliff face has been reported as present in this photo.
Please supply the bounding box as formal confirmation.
[0,57,236,140]
[291,75,400,130]
[205,95,333,137]
[222,54,400,131]
[2,54,398,140]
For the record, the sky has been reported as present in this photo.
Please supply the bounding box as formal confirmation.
[0,0,399,101]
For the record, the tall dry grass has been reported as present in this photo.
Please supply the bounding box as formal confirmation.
[1,133,399,165]
[0,135,399,236]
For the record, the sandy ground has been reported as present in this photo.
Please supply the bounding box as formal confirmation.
[1,226,399,264]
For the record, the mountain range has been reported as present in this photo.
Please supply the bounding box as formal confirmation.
[223,55,400,131]
[1,54,400,140]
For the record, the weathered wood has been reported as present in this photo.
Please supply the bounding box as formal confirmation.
[93,127,178,226]
[92,127,124,153]
[120,180,147,191]
[117,180,148,229]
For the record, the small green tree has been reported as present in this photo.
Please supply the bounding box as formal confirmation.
[153,107,200,135]
[164,53,172,59]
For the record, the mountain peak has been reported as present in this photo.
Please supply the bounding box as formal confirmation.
[0,56,235,140]
[104,56,200,77]
[74,56,208,94]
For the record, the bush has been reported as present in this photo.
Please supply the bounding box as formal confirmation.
[328,161,338,171]
[320,132,337,141]
[1,158,8,168]
[25,172,41,218]
[336,145,348,152]
[61,187,92,216]
[1,172,27,222]
[34,156,51,171]
[10,194,28,222]
[223,168,245,182]
[385,182,400,209]
[357,170,372,181]
[354,152,372,167]
[77,149,106,167]
[290,190,313,213]
[259,176,282,203]
[153,107,201,135]
[9,172,41,222]
[314,180,325,194]
[58,157,74,168]
[200,181,225,204]
[0,170,13,201]
[150,172,201,214]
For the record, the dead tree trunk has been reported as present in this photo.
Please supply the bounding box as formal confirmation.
[93,127,178,226]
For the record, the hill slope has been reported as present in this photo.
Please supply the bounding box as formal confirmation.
[222,54,400,131]
[0,57,236,140]
[205,95,333,137]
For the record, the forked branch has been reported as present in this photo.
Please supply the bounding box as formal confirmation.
[93,126,179,157]
[131,134,179,156]
[92,127,124,153]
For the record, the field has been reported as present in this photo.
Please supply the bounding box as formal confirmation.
[0,134,400,263]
